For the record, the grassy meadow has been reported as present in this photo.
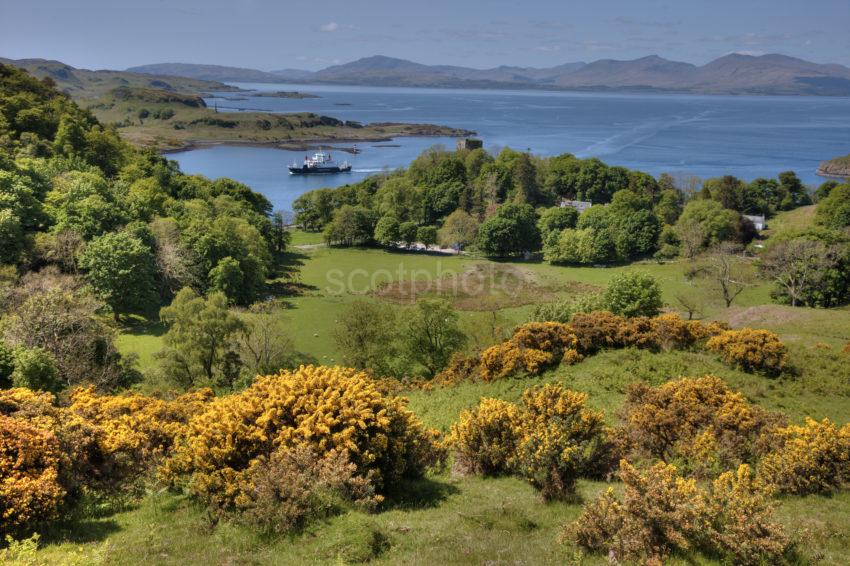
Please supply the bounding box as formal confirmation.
[55,216,848,566]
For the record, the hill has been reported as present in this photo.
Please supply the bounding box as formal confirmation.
[133,53,850,95]
[0,57,238,99]
[127,62,289,83]
[305,53,850,95]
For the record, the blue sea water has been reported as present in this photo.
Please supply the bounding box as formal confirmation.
[169,82,850,212]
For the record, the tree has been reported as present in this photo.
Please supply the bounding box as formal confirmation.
[332,300,398,376]
[653,189,683,225]
[437,209,479,250]
[0,209,23,264]
[602,271,663,318]
[374,215,401,247]
[237,303,299,378]
[703,175,745,211]
[79,231,158,321]
[815,184,850,230]
[398,221,418,248]
[417,225,438,249]
[695,244,754,308]
[323,205,377,246]
[537,206,578,246]
[511,152,542,204]
[209,256,245,304]
[11,347,61,393]
[760,238,836,307]
[401,299,466,377]
[675,200,740,255]
[157,288,245,387]
[0,342,15,388]
[2,284,136,390]
[476,202,540,257]
[777,171,810,210]
[270,211,291,254]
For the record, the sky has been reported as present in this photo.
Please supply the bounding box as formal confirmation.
[1,0,848,71]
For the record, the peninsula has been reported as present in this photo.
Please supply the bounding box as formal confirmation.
[1,58,473,151]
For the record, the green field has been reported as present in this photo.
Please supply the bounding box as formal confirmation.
[63,238,850,565]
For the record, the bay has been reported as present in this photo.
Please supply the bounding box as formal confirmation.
[169,82,850,212]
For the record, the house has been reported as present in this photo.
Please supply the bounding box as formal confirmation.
[743,214,767,231]
[559,199,593,214]
[456,138,483,151]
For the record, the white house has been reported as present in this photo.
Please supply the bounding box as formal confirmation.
[560,199,593,213]
[743,214,767,231]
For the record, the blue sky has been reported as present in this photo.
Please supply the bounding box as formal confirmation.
[1,0,848,70]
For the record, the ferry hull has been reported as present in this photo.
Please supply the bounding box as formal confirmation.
[288,164,352,175]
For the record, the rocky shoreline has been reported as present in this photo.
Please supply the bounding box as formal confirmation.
[817,154,850,179]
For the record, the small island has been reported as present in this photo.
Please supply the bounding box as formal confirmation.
[818,153,850,179]
[251,91,321,99]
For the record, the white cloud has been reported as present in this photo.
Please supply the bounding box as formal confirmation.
[319,22,339,33]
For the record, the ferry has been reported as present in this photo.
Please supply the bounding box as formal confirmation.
[288,149,352,175]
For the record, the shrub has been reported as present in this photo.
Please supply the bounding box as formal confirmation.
[620,376,783,477]
[514,385,608,500]
[68,386,213,486]
[601,271,663,318]
[0,388,104,496]
[448,398,523,475]
[706,328,788,374]
[10,347,60,393]
[705,464,790,565]
[568,460,703,563]
[0,415,64,535]
[759,417,850,495]
[478,322,581,381]
[237,446,380,534]
[567,460,789,565]
[162,365,444,512]
[568,310,625,353]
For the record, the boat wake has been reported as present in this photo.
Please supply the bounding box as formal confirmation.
[575,111,712,158]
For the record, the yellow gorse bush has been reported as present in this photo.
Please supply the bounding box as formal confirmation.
[706,328,788,375]
[759,417,850,495]
[0,415,64,535]
[434,314,758,385]
[68,386,213,460]
[567,459,789,565]
[162,365,444,511]
[449,384,610,499]
[621,376,783,477]
[447,398,523,475]
[479,322,582,382]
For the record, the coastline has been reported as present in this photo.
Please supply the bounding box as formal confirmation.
[156,127,475,153]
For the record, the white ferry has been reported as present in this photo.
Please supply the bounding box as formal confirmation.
[288,149,352,175]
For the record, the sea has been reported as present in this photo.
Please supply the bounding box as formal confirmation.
[169,82,850,213]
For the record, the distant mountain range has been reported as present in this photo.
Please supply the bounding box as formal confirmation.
[128,53,850,96]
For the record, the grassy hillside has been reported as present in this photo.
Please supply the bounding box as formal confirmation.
[0,57,238,99]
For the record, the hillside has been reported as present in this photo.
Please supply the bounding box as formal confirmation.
[818,153,850,178]
[132,53,850,95]
[86,85,473,150]
[127,62,288,83]
[0,57,238,99]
